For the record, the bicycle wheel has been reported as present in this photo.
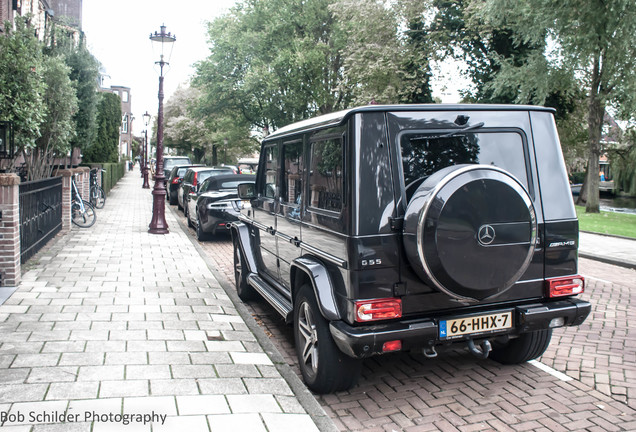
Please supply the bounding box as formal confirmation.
[91,186,106,209]
[71,200,97,228]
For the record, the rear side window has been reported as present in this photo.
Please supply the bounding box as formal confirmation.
[259,145,278,199]
[198,171,217,184]
[308,137,343,213]
[282,140,303,205]
[400,132,529,190]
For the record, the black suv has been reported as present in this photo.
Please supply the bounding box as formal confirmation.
[231,104,591,393]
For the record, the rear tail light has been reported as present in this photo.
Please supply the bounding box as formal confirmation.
[355,298,402,322]
[171,178,180,184]
[193,172,198,186]
[546,276,584,298]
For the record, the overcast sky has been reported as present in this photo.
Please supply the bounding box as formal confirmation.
[82,1,461,137]
[82,0,238,135]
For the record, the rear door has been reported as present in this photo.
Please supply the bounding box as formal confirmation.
[276,139,304,290]
[252,143,280,279]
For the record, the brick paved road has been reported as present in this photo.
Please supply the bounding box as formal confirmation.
[179,210,636,431]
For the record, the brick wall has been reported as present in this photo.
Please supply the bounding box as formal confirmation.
[0,174,21,286]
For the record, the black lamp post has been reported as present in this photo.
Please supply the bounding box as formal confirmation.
[142,111,151,189]
[148,24,175,234]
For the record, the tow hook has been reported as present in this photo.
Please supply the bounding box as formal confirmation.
[467,339,492,359]
[422,344,438,358]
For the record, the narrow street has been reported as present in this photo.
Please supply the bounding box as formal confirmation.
[176,210,636,431]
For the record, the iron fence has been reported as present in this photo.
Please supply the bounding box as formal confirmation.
[19,177,63,263]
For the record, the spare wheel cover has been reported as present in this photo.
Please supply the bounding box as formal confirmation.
[403,165,537,302]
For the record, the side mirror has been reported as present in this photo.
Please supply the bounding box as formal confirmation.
[237,183,256,199]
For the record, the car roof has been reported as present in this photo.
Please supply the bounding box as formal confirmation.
[185,166,223,173]
[201,174,256,188]
[264,103,557,141]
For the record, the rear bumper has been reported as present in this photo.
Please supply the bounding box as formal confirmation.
[329,298,591,359]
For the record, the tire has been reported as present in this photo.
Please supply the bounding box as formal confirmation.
[233,239,255,301]
[490,329,553,364]
[169,190,177,205]
[293,284,360,393]
[185,206,193,228]
[71,200,97,228]
[90,186,106,209]
[196,214,208,241]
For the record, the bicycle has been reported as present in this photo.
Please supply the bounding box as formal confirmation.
[71,174,97,228]
[89,168,106,209]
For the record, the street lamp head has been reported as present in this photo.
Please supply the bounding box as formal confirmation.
[143,111,151,127]
[149,24,176,68]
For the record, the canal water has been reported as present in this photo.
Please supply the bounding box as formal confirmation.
[599,196,636,214]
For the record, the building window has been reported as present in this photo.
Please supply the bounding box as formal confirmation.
[122,91,128,102]
[122,114,128,133]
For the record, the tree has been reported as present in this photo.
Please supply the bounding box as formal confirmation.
[25,55,78,180]
[46,24,101,153]
[164,84,258,163]
[64,39,100,152]
[194,0,352,133]
[0,17,45,167]
[474,0,636,213]
[83,92,121,163]
[330,0,435,105]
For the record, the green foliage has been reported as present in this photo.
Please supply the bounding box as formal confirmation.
[99,162,126,195]
[83,92,121,163]
[330,0,434,105]
[473,0,636,212]
[194,0,352,132]
[164,84,258,164]
[25,55,78,180]
[64,40,100,150]
[0,17,45,152]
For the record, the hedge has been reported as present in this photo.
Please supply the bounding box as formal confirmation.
[85,162,126,195]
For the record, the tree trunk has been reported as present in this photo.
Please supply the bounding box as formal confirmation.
[583,51,604,214]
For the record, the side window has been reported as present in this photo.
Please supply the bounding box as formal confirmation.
[258,144,278,198]
[282,140,303,206]
[308,137,343,213]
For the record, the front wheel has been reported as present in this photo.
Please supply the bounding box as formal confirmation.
[293,284,360,393]
[71,200,97,228]
[490,328,553,364]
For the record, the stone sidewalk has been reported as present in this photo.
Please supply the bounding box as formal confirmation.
[579,231,636,269]
[0,170,333,431]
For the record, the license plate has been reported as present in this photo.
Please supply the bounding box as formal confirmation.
[439,311,513,339]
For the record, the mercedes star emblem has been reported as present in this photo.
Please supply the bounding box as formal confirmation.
[478,224,496,245]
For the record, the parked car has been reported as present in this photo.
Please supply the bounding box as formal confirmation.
[162,156,192,179]
[237,157,259,174]
[186,174,256,240]
[178,167,232,215]
[231,104,591,394]
[211,165,238,174]
[166,164,203,205]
